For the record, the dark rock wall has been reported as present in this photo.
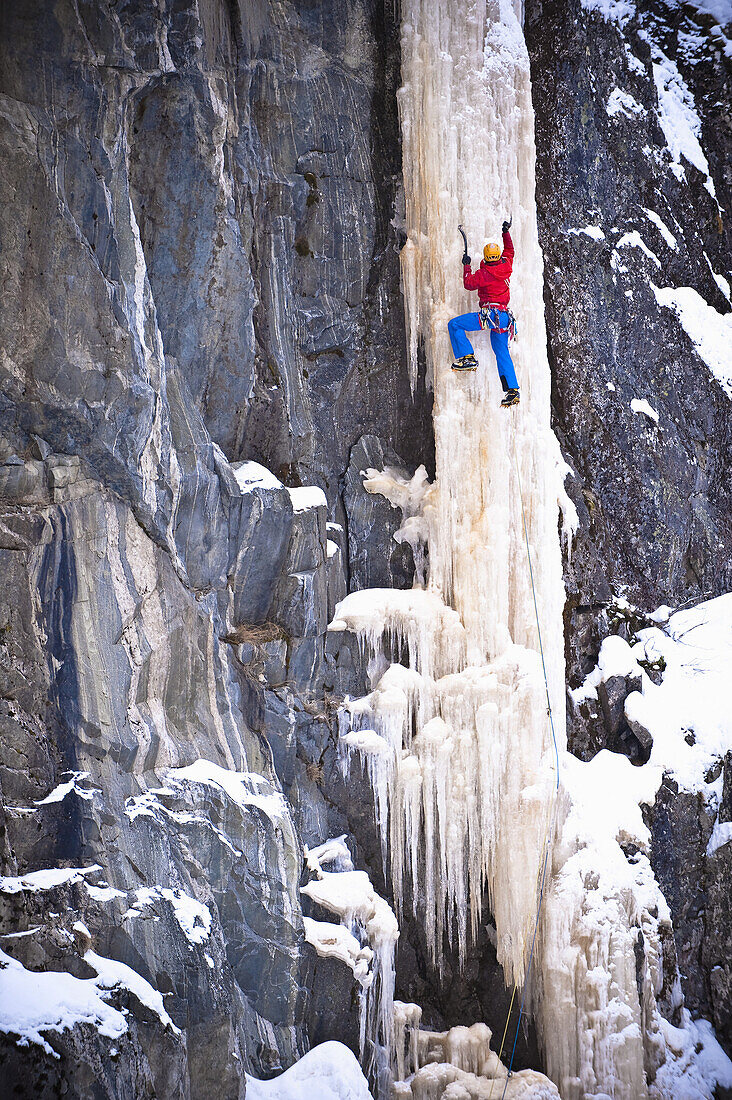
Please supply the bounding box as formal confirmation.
[526,0,732,1060]
[526,0,732,696]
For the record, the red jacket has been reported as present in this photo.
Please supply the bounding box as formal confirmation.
[463,230,514,308]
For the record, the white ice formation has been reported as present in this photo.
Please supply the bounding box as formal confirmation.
[300,837,398,1079]
[337,0,568,997]
[391,1001,560,1098]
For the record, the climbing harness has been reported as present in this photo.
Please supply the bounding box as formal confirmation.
[488,422,561,1100]
[479,304,518,341]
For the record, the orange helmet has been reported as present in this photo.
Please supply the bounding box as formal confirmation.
[483,241,501,262]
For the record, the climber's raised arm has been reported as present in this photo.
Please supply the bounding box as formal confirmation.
[501,221,514,269]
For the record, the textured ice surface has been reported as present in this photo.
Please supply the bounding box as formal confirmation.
[391,1003,561,1097]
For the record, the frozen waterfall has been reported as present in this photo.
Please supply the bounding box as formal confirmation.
[336,0,568,991]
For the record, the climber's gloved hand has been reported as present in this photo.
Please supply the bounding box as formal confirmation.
[502,220,511,235]
[462,253,471,266]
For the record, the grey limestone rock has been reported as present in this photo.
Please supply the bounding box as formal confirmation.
[344,435,417,592]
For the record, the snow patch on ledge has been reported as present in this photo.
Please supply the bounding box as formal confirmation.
[0,946,179,1059]
[0,865,102,895]
[233,461,283,493]
[123,886,212,946]
[616,231,661,267]
[652,284,732,398]
[607,87,646,117]
[246,1041,372,1100]
[34,772,99,806]
[168,759,289,825]
[581,0,636,26]
[643,208,677,250]
[287,486,327,512]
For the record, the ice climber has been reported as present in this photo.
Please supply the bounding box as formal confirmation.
[448,220,520,407]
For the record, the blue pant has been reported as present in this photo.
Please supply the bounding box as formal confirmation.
[447,311,519,391]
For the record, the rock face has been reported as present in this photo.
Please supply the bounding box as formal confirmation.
[2,0,732,1096]
[525,0,732,698]
[0,0,431,1095]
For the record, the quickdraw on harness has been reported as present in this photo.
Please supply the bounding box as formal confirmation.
[479,303,518,341]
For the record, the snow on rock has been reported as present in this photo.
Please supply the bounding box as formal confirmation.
[707,820,732,857]
[652,284,732,398]
[629,593,732,788]
[232,461,283,493]
[651,49,716,197]
[570,631,644,706]
[616,230,661,267]
[704,253,731,301]
[0,946,179,1059]
[684,0,732,24]
[32,772,99,806]
[642,208,677,250]
[287,486,327,513]
[654,1012,732,1099]
[0,865,102,894]
[581,0,637,27]
[568,224,606,240]
[124,886,212,946]
[0,949,127,1058]
[85,883,126,902]
[630,397,660,423]
[245,1041,373,1100]
[607,87,646,117]
[167,759,290,825]
[84,950,179,1034]
[544,595,732,1098]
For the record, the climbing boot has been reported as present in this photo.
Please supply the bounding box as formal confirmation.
[500,388,520,408]
[452,354,478,372]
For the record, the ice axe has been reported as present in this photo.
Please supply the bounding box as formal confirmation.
[458,224,469,264]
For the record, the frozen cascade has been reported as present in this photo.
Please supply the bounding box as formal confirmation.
[336,0,567,993]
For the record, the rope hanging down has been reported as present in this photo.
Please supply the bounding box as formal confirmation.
[490,421,562,1100]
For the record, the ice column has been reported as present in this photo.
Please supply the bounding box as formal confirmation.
[336,0,568,997]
